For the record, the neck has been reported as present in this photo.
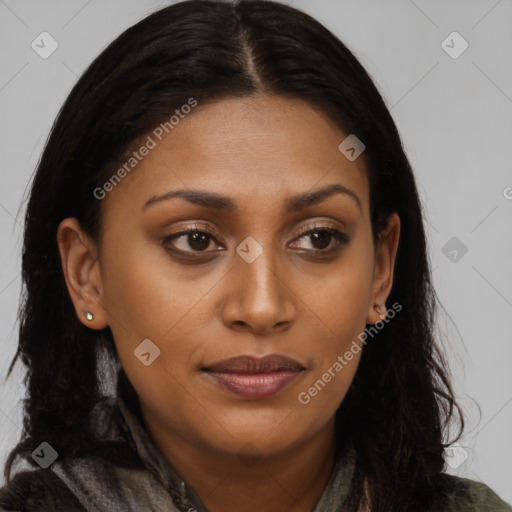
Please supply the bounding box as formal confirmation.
[142,410,338,512]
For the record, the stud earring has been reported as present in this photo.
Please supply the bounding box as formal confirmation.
[374,303,386,321]
[83,311,94,321]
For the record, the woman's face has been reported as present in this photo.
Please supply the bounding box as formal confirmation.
[59,93,399,459]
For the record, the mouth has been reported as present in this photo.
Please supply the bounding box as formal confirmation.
[201,354,306,400]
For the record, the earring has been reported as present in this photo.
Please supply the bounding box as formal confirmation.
[83,311,94,321]
[374,303,386,321]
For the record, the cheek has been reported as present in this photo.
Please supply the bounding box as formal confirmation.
[99,233,234,418]
[100,229,217,340]
[300,243,374,340]
[297,352,361,426]
[294,244,373,416]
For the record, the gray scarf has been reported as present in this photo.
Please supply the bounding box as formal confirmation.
[45,391,357,512]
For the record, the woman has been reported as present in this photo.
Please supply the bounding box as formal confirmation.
[0,1,510,510]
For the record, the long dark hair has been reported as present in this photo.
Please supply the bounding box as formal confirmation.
[3,1,463,510]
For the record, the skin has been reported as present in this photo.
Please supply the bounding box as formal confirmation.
[57,93,400,512]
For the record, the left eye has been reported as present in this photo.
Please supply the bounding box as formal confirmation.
[290,228,350,252]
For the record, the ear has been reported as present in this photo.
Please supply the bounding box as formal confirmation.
[366,212,400,325]
[56,218,108,329]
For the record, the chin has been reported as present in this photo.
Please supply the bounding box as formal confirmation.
[206,416,306,455]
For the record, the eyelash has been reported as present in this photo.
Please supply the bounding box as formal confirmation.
[294,225,350,253]
[162,223,350,258]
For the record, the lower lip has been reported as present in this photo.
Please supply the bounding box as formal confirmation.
[204,370,302,399]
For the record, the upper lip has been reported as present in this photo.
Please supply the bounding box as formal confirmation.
[202,354,305,374]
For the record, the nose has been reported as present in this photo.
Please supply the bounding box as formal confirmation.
[221,245,296,335]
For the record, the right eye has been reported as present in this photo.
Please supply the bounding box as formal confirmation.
[161,223,224,258]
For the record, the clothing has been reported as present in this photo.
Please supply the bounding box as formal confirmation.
[0,378,510,512]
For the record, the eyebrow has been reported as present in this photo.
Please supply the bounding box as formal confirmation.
[142,183,362,213]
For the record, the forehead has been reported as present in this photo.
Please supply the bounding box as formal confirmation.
[102,93,369,216]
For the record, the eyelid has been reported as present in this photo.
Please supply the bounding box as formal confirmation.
[170,222,221,238]
[290,225,350,254]
[161,223,223,255]
[164,220,344,240]
[162,219,349,256]
[293,220,345,238]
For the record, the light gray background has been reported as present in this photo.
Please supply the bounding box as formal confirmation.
[1,0,511,502]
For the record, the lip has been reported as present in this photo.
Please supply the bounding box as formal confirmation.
[202,354,305,400]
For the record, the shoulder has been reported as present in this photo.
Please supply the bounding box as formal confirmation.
[0,397,130,512]
[440,474,512,511]
[0,468,86,511]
